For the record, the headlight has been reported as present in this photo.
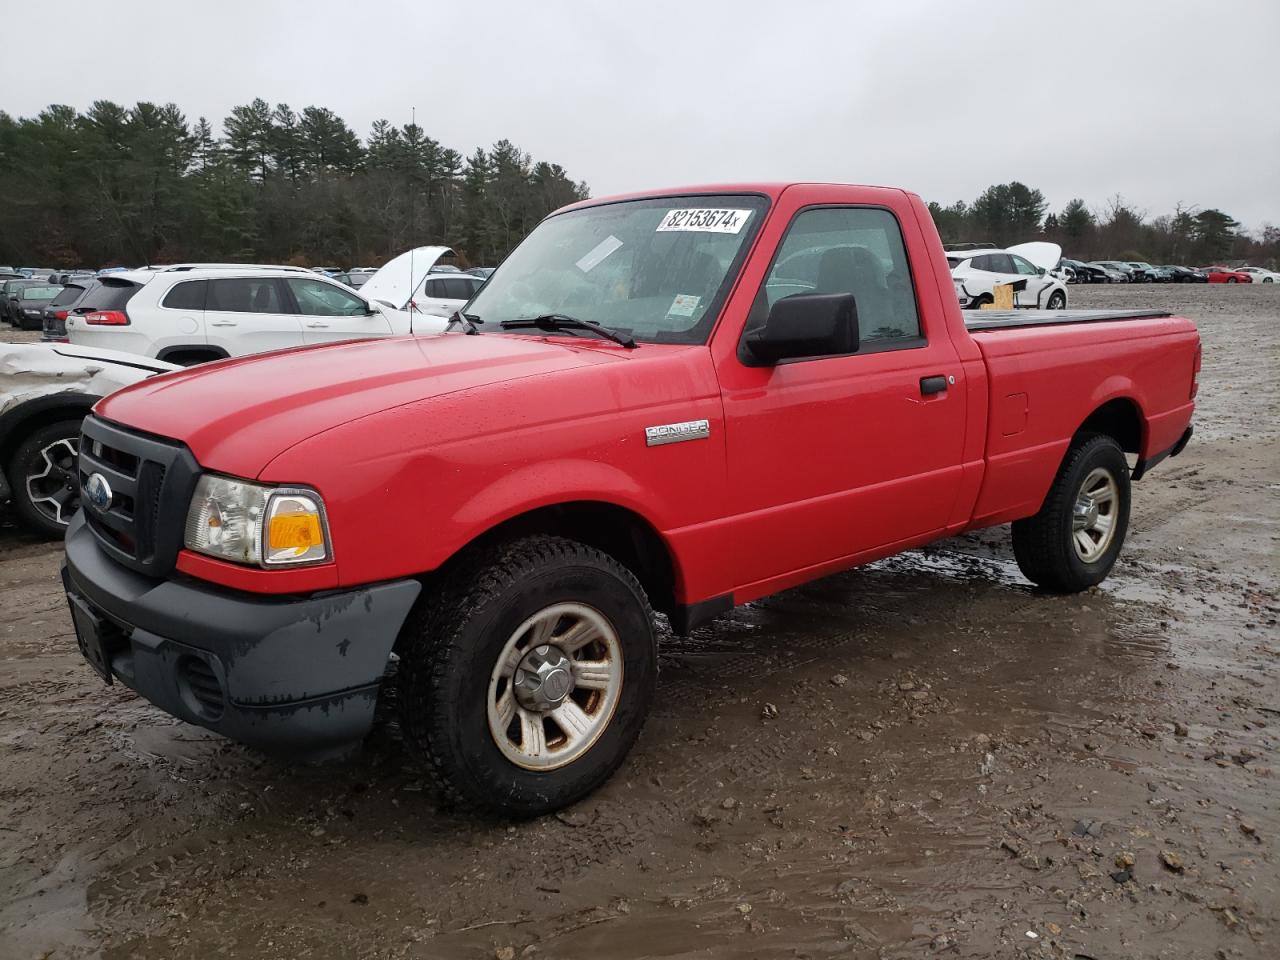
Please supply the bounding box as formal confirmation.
[183,474,330,567]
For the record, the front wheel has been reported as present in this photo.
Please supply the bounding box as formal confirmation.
[1227,277,1238,284]
[1012,434,1131,593]
[7,419,83,538]
[398,536,657,818]
[1045,290,1067,310]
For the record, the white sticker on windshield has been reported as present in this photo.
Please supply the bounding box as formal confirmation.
[575,234,623,273]
[666,294,701,318]
[656,208,752,234]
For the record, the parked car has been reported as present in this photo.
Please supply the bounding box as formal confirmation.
[13,284,63,330]
[1061,259,1109,283]
[1162,265,1208,283]
[1206,266,1252,283]
[467,267,496,279]
[359,246,487,320]
[65,260,449,364]
[1237,267,1279,284]
[1121,262,1159,282]
[1092,261,1135,282]
[61,181,1198,817]
[1,343,178,537]
[345,269,377,289]
[947,242,1068,309]
[40,281,92,339]
[3,278,41,324]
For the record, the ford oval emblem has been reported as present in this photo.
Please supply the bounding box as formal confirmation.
[85,473,112,510]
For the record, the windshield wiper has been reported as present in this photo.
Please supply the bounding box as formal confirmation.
[500,313,636,348]
[445,310,483,335]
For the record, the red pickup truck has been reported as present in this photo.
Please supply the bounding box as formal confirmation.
[63,183,1199,817]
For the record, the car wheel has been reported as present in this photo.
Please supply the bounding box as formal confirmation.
[397,535,658,818]
[7,419,83,538]
[968,293,993,310]
[1227,277,1238,284]
[1012,433,1130,593]
[1265,278,1274,283]
[1045,291,1067,310]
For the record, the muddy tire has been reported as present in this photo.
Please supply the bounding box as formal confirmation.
[968,293,993,310]
[1012,434,1130,593]
[1046,290,1067,310]
[7,419,83,538]
[397,535,657,818]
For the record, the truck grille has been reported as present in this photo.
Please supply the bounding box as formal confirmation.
[78,416,201,577]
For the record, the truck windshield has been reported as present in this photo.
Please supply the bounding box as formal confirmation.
[465,194,769,345]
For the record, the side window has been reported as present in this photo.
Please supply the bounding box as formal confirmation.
[442,277,477,300]
[424,278,444,298]
[1011,255,1040,276]
[758,206,921,348]
[987,254,1015,274]
[161,280,207,310]
[286,278,367,316]
[207,277,284,313]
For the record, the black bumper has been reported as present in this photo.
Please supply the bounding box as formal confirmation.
[62,512,421,759]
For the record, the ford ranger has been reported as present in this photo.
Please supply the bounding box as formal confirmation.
[61,183,1199,817]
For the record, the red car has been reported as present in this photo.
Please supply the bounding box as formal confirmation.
[1206,266,1252,283]
[63,182,1200,816]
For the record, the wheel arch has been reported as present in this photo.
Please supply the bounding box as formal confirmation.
[0,393,96,476]
[426,499,682,621]
[1074,396,1144,455]
[155,345,230,365]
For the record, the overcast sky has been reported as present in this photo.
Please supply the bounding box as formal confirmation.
[3,0,1277,230]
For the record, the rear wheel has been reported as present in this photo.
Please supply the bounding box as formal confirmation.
[1012,434,1130,593]
[8,419,83,538]
[968,293,993,310]
[397,536,657,818]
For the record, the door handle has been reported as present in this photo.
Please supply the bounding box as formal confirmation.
[305,322,329,328]
[920,375,949,396]
[209,321,236,327]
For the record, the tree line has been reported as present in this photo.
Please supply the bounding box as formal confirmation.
[929,182,1278,267]
[0,100,588,268]
[2,101,1275,271]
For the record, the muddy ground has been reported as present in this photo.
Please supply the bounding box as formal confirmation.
[1,284,1276,960]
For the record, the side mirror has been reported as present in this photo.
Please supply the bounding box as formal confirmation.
[744,292,858,366]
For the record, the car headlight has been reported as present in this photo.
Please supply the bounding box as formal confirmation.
[183,474,330,567]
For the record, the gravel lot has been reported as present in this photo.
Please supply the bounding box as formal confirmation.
[1,284,1277,959]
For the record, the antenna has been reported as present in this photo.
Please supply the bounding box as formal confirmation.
[407,106,417,336]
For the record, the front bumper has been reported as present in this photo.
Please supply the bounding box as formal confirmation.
[62,512,421,759]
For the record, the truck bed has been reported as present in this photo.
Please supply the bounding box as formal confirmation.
[965,309,1172,331]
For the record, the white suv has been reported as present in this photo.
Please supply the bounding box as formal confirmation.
[65,263,449,364]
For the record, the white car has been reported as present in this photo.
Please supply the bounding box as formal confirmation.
[1238,267,1279,284]
[360,247,485,319]
[948,242,1069,310]
[0,343,178,536]
[66,254,454,364]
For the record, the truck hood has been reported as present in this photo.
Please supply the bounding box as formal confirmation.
[94,334,632,478]
[358,246,453,310]
[1007,241,1062,272]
